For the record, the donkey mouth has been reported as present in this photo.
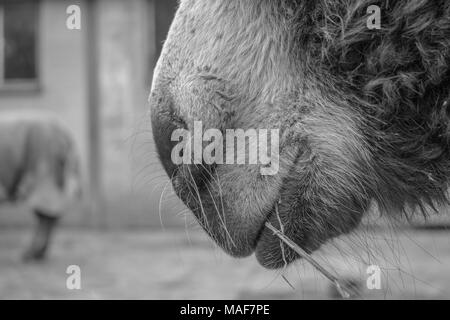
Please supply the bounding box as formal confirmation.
[172,168,322,268]
[254,203,323,269]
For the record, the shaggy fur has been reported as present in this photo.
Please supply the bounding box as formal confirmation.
[303,0,450,214]
[150,0,450,269]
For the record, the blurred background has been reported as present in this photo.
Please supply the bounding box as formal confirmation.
[1,0,450,300]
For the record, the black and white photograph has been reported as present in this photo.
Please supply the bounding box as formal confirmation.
[0,0,450,306]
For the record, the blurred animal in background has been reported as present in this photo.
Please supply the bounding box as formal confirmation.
[0,112,81,261]
[150,0,450,269]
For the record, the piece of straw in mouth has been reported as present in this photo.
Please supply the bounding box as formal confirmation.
[265,203,351,299]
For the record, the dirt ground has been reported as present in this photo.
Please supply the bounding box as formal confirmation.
[1,226,450,299]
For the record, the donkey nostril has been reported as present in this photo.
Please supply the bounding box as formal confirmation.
[151,110,186,178]
[150,92,216,189]
[182,163,216,193]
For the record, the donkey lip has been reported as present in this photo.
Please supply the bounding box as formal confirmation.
[253,204,322,269]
